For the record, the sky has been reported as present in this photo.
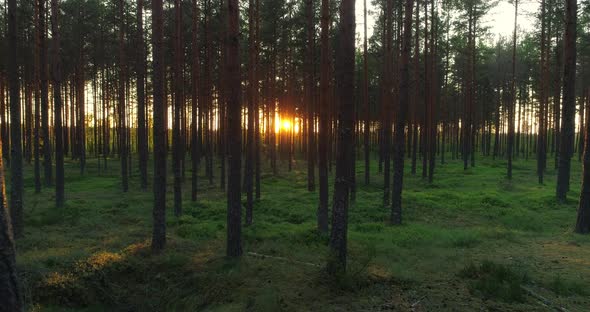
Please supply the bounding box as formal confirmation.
[354,0,540,43]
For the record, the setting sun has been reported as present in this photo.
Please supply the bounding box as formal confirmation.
[282,120,292,131]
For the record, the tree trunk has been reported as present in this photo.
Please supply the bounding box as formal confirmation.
[137,0,148,190]
[0,132,22,311]
[173,0,183,216]
[556,0,577,201]
[391,0,414,225]
[50,0,64,209]
[328,0,355,275]
[306,0,315,192]
[576,90,590,233]
[151,0,167,252]
[317,0,330,234]
[226,0,242,258]
[191,0,200,201]
[245,0,257,226]
[362,0,369,186]
[7,0,23,237]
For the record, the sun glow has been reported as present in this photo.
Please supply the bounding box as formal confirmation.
[273,115,300,134]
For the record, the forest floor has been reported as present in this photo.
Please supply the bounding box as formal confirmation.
[14,154,590,311]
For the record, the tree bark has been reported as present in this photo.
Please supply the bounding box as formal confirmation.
[151,0,167,252]
[51,0,64,208]
[7,0,23,237]
[226,0,243,258]
[317,0,330,234]
[328,0,355,275]
[391,0,414,225]
[137,0,148,190]
[556,0,577,201]
[173,0,183,216]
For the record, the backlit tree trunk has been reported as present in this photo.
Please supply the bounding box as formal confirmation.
[328,0,355,275]
[226,0,243,258]
[151,0,167,252]
[556,0,577,201]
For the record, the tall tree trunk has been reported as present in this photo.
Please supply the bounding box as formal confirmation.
[328,0,355,275]
[118,0,128,192]
[362,0,369,185]
[382,0,393,207]
[51,0,64,208]
[42,0,51,186]
[137,0,148,190]
[556,0,577,201]
[151,0,167,252]
[173,0,183,216]
[245,0,257,226]
[191,0,200,201]
[7,0,23,237]
[306,0,315,192]
[226,0,242,258]
[0,132,22,311]
[576,89,590,233]
[317,0,330,234]
[254,0,261,200]
[507,0,518,179]
[391,0,414,225]
[34,0,42,193]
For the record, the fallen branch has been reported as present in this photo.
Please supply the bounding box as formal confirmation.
[246,252,321,267]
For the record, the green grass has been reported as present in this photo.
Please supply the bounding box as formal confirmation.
[13,153,590,311]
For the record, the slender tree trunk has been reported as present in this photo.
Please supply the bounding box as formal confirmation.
[391,0,414,225]
[51,0,64,208]
[191,0,200,202]
[42,0,51,186]
[172,0,183,216]
[328,0,355,275]
[557,0,577,201]
[305,0,315,192]
[245,0,257,226]
[137,0,148,190]
[362,0,369,185]
[576,89,590,233]
[7,0,23,237]
[0,131,22,311]
[317,0,330,234]
[254,0,261,200]
[382,0,393,207]
[118,0,128,192]
[507,0,518,180]
[34,0,42,193]
[226,0,242,258]
[151,0,167,252]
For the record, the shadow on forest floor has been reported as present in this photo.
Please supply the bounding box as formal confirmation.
[14,156,590,311]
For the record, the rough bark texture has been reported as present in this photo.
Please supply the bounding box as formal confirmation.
[305,0,315,192]
[137,0,148,190]
[51,0,65,208]
[391,0,414,225]
[576,92,590,233]
[245,0,257,226]
[151,0,167,252]
[173,0,183,216]
[317,0,330,234]
[191,0,200,202]
[328,0,354,275]
[0,135,22,312]
[556,0,577,201]
[226,0,243,258]
[42,0,52,187]
[7,0,23,237]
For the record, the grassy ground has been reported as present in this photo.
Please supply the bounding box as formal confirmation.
[14,153,590,311]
